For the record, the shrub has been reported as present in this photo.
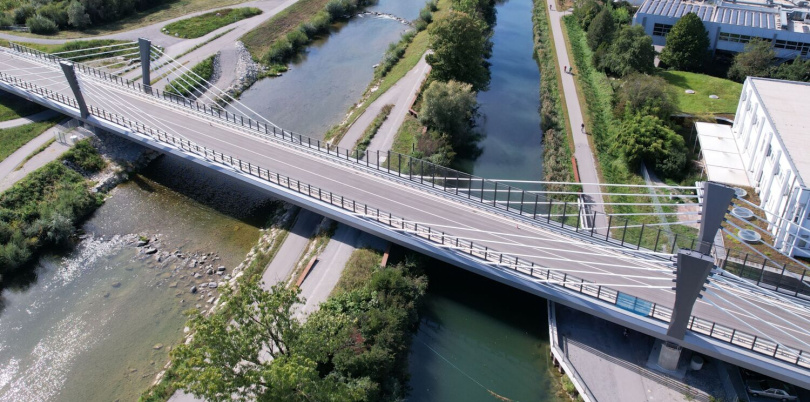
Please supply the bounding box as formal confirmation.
[60,139,106,173]
[26,15,58,34]
[728,39,775,82]
[265,37,293,64]
[419,8,433,23]
[326,0,347,18]
[13,4,34,24]
[0,13,14,27]
[38,2,69,28]
[287,27,309,50]
[614,73,674,120]
[66,1,91,29]
[598,25,655,77]
[427,0,438,11]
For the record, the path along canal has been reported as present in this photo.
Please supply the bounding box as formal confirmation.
[232,0,424,138]
[0,155,272,402]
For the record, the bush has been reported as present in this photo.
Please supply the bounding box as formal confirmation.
[326,0,347,18]
[38,2,69,28]
[419,80,478,149]
[287,27,309,50]
[66,1,91,29]
[617,113,686,178]
[265,37,294,64]
[614,73,674,120]
[727,39,774,82]
[13,4,34,25]
[26,15,58,34]
[60,139,106,173]
[419,8,433,24]
[598,25,655,77]
[572,0,601,30]
[586,8,614,50]
[0,13,13,27]
[427,0,438,11]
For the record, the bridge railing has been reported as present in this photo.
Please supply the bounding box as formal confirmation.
[2,71,806,372]
[6,43,810,300]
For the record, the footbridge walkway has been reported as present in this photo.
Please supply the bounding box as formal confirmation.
[1,41,809,388]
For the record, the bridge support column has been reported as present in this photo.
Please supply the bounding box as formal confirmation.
[667,250,714,340]
[59,61,89,119]
[138,38,151,93]
[696,181,735,254]
[657,341,682,371]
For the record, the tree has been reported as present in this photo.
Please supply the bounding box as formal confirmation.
[659,13,710,71]
[451,0,496,26]
[170,282,370,401]
[426,11,491,91]
[419,80,478,148]
[614,73,674,120]
[67,1,91,29]
[728,39,775,82]
[26,15,58,34]
[599,25,655,76]
[617,114,687,178]
[773,56,810,82]
[587,7,615,50]
[572,0,601,30]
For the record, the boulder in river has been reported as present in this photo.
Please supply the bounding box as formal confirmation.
[111,282,121,288]
[217,266,226,272]
[208,282,218,289]
[190,285,198,294]
[144,248,157,255]
[206,268,214,275]
[136,240,148,247]
[153,343,163,350]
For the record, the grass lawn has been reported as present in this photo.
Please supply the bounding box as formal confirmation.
[658,71,742,116]
[241,0,332,60]
[8,0,255,39]
[392,115,421,155]
[163,7,261,38]
[0,92,46,122]
[0,119,59,163]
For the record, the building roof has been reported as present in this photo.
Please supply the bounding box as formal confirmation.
[695,122,751,187]
[636,0,781,29]
[748,77,810,187]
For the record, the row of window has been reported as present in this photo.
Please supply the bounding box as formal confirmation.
[774,39,810,56]
[652,23,672,36]
[718,32,756,44]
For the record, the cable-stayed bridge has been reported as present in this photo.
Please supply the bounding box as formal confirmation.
[1,40,810,388]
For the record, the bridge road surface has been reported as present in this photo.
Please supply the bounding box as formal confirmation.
[2,52,809,372]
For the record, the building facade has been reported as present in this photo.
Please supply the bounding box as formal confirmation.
[633,0,810,59]
[731,77,810,257]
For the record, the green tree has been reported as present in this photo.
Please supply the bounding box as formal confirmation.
[171,282,371,401]
[426,11,491,91]
[67,1,91,29]
[587,7,615,50]
[659,13,710,71]
[451,0,496,25]
[614,73,674,120]
[617,114,687,178]
[599,25,655,76]
[773,56,810,82]
[419,80,478,149]
[572,0,601,30]
[728,39,775,82]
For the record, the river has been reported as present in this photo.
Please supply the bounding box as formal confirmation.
[232,0,424,138]
[407,1,561,400]
[0,155,272,402]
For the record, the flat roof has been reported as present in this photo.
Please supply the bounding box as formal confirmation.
[635,0,807,30]
[695,122,751,187]
[749,77,810,187]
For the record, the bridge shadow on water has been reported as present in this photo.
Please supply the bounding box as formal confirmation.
[136,152,277,228]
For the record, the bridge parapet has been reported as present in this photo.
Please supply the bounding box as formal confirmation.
[2,68,807,375]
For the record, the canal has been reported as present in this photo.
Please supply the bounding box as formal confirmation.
[408,0,560,401]
[0,155,272,402]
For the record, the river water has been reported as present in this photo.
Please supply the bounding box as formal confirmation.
[0,155,272,402]
[232,0,423,138]
[407,1,560,400]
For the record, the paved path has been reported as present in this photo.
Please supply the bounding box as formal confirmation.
[259,208,322,290]
[339,53,430,150]
[545,1,605,217]
[0,109,58,128]
[0,123,70,192]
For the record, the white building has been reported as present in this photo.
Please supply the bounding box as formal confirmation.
[633,0,810,59]
[698,77,810,257]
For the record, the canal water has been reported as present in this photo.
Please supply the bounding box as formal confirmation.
[457,0,545,189]
[233,0,425,138]
[0,155,272,402]
[407,1,560,400]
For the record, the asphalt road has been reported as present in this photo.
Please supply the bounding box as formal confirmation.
[260,208,322,289]
[2,51,809,370]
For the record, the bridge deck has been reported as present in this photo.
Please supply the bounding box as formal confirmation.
[1,50,808,381]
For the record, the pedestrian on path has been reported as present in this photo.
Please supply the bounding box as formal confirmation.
[564,65,567,73]
[581,123,585,134]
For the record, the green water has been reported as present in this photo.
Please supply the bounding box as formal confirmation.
[0,155,270,401]
[408,263,560,402]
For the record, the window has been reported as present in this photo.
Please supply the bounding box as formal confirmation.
[719,32,758,44]
[766,144,773,158]
[774,39,810,55]
[653,23,672,37]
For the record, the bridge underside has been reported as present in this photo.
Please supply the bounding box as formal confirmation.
[1,54,809,389]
